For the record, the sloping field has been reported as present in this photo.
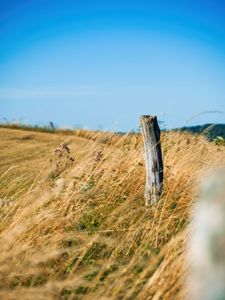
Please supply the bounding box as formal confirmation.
[0,127,224,300]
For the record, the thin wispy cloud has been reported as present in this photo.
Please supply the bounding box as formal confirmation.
[0,86,99,99]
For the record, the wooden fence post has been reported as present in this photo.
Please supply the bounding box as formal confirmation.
[140,115,163,205]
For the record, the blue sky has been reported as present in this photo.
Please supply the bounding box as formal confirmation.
[0,0,225,131]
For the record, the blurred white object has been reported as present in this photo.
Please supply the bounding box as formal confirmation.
[187,169,225,300]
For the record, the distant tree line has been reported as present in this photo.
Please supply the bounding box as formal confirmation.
[176,123,225,140]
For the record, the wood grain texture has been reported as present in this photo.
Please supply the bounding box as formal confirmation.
[140,115,163,205]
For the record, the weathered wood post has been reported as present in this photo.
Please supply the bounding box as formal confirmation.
[140,115,163,205]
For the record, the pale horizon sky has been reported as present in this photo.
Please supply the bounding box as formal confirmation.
[1,0,225,131]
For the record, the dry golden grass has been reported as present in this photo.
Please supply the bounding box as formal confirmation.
[0,127,224,300]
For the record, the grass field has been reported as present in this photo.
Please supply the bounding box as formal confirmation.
[0,127,225,300]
